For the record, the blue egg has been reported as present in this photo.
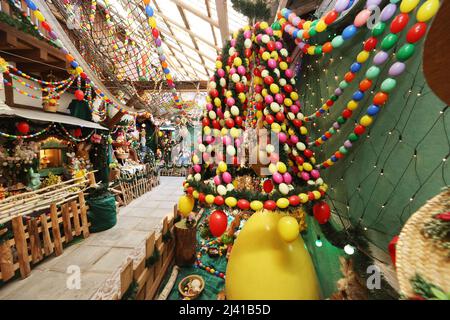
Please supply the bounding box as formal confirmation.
[367,105,380,116]
[352,90,364,101]
[342,25,357,40]
[350,62,362,73]
[70,61,79,68]
[319,109,326,114]
[293,30,298,38]
[322,135,328,141]
[331,155,338,162]
[26,0,37,11]
[145,5,154,17]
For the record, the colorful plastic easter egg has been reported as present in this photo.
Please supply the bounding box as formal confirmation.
[397,43,415,61]
[416,0,440,22]
[406,22,427,43]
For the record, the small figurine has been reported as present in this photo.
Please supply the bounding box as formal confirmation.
[28,168,41,190]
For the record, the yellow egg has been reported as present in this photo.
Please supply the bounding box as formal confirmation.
[276,198,290,209]
[416,0,440,22]
[300,126,308,135]
[357,50,370,63]
[226,211,319,300]
[400,0,420,13]
[303,162,313,172]
[360,115,373,127]
[316,19,327,32]
[347,100,358,110]
[225,197,237,207]
[260,21,269,30]
[312,190,321,200]
[271,123,281,133]
[205,194,215,204]
[277,162,287,173]
[250,201,264,211]
[216,61,223,69]
[270,84,279,94]
[218,161,228,172]
[303,20,311,30]
[290,92,299,101]
[299,193,309,203]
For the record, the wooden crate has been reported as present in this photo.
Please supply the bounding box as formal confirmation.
[0,192,90,282]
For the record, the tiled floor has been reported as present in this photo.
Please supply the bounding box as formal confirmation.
[0,177,184,300]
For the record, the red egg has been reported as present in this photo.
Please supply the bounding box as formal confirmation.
[390,13,409,34]
[324,10,338,25]
[406,22,427,44]
[264,200,277,211]
[363,37,377,51]
[289,195,300,206]
[354,125,366,135]
[237,199,250,210]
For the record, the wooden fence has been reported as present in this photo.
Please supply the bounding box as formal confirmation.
[0,192,90,282]
[119,166,160,206]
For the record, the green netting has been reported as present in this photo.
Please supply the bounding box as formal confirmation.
[300,11,449,257]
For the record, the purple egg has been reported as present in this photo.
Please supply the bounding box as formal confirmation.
[344,140,353,148]
[388,62,406,76]
[155,38,162,47]
[333,122,340,129]
[373,51,389,65]
[380,4,397,22]
[335,88,343,96]
[298,42,306,49]
[366,0,382,9]
[335,0,350,13]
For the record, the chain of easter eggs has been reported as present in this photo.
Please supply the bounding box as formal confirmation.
[2,74,75,100]
[5,69,75,93]
[187,25,328,213]
[317,0,441,169]
[7,66,75,86]
[278,0,396,120]
[22,0,174,115]
[310,6,415,147]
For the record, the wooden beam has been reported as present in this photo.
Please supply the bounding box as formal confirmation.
[176,5,210,77]
[3,72,14,107]
[152,7,221,52]
[169,0,220,28]
[205,0,219,47]
[215,0,230,45]
[104,80,208,91]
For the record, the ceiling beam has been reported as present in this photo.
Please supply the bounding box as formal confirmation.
[205,0,219,47]
[215,0,230,45]
[169,0,220,28]
[176,5,211,76]
[152,7,221,52]
[104,80,208,91]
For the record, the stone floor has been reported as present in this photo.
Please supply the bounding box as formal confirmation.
[0,176,184,300]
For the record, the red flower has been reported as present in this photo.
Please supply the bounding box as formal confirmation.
[435,212,450,221]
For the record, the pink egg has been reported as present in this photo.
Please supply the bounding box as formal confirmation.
[269,153,279,163]
[272,172,283,184]
[311,169,320,179]
[275,41,283,50]
[285,69,294,78]
[214,175,222,185]
[291,135,299,144]
[206,103,213,111]
[268,59,277,69]
[205,135,213,144]
[231,39,237,47]
[283,172,292,184]
[265,95,274,104]
[301,171,310,181]
[237,66,246,75]
[354,9,371,27]
[194,164,201,173]
[218,69,225,77]
[223,136,232,145]
[222,172,232,184]
[203,153,210,162]
[290,105,299,114]
[244,30,252,39]
[227,97,235,106]
[278,132,287,143]
[230,68,236,75]
[275,94,284,104]
[256,34,262,43]
[235,138,242,148]
[265,28,273,36]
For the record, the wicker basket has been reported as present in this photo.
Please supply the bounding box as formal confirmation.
[396,188,450,297]
[178,275,205,299]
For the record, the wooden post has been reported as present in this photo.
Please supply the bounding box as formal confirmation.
[40,214,53,256]
[78,192,90,238]
[27,218,43,264]
[11,216,31,278]
[87,172,96,186]
[70,200,81,236]
[174,219,196,266]
[61,203,73,243]
[50,203,63,256]
[0,237,15,281]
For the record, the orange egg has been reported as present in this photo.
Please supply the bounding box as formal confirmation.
[359,79,372,91]
[373,92,388,105]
